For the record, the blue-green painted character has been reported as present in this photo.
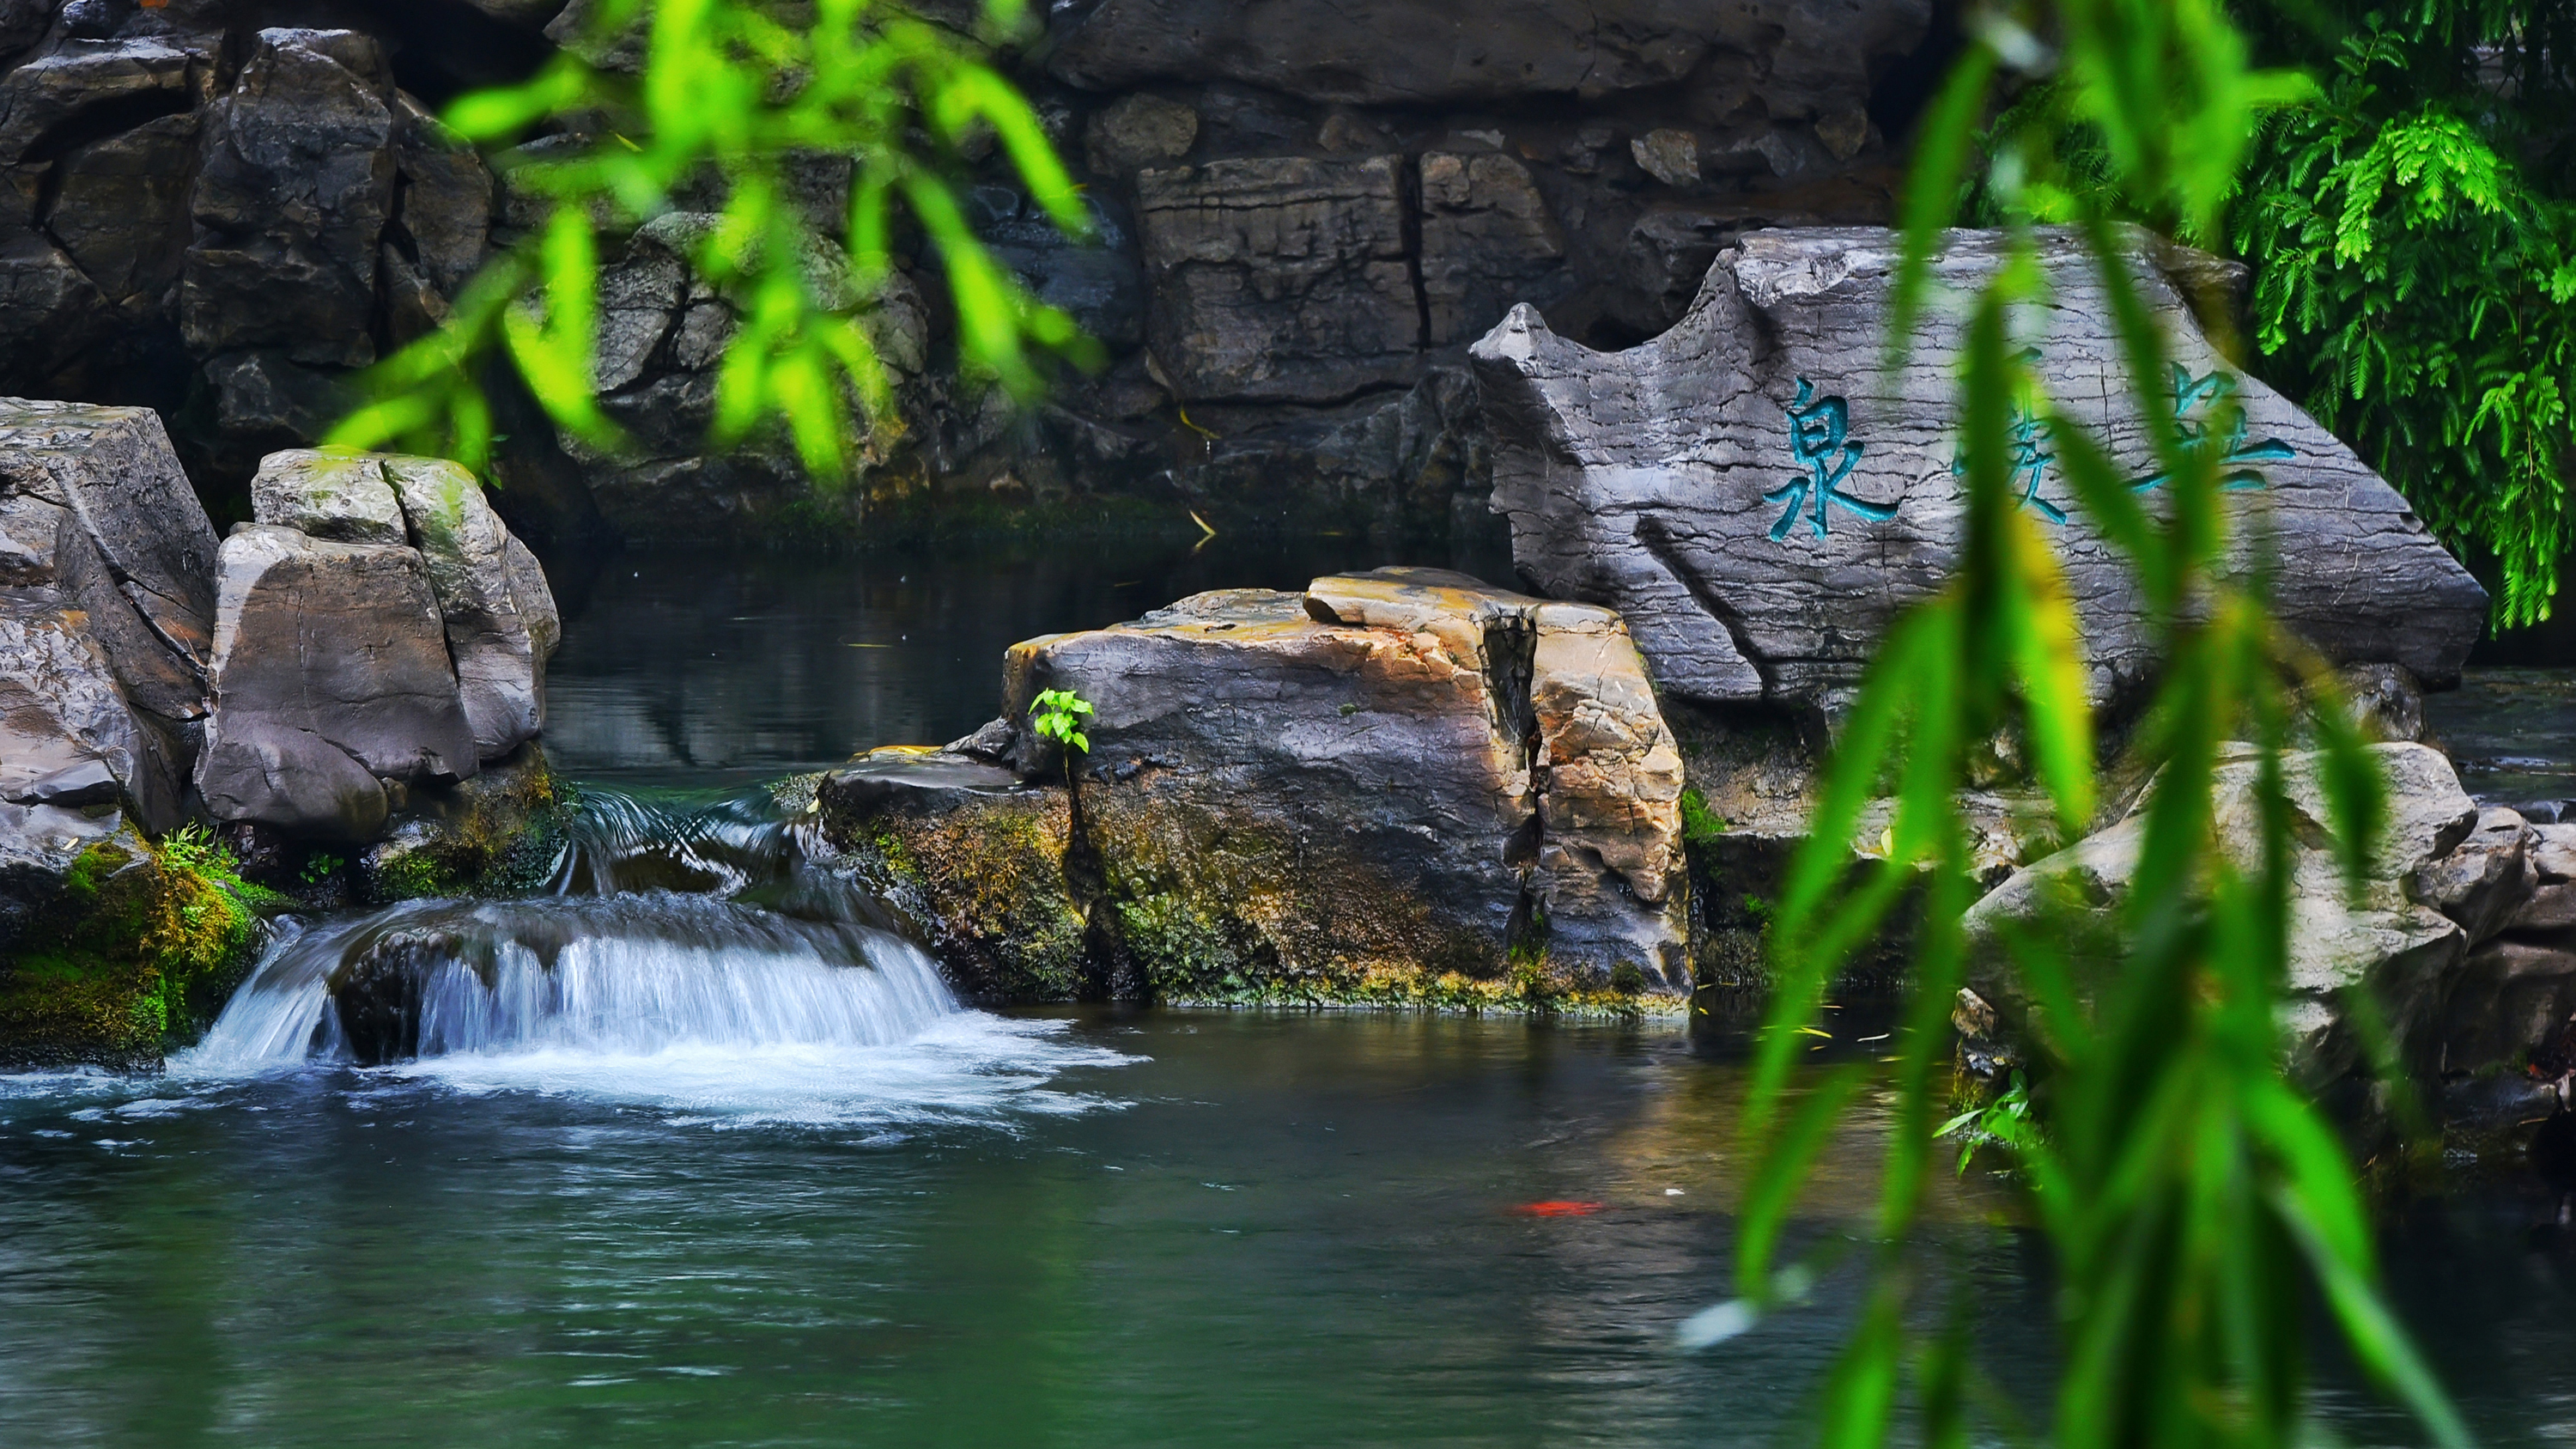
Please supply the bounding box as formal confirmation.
[1767,377,1894,541]
[2129,364,2296,493]
[1949,349,2066,523]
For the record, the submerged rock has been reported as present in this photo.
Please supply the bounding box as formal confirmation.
[1472,227,2489,715]
[823,568,1690,1005]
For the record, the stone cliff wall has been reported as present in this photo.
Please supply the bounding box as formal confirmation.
[0,0,1943,551]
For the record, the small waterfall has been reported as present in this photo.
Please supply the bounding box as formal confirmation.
[179,786,980,1083]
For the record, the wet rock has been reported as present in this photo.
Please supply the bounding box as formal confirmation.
[1965,742,2488,1094]
[1136,155,1419,404]
[182,28,397,368]
[1048,0,1929,112]
[360,741,565,902]
[1084,92,1198,177]
[196,525,477,840]
[0,799,120,953]
[1418,151,1568,347]
[1473,228,2491,715]
[817,750,1090,1003]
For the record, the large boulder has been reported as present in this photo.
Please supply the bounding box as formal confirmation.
[195,525,478,841]
[1471,227,2491,715]
[818,569,1692,1004]
[0,399,218,827]
[249,448,559,762]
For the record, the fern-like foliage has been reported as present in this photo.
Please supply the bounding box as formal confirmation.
[2234,11,2576,629]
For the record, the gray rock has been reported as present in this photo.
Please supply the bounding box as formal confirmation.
[0,800,122,953]
[1418,151,1568,347]
[0,235,102,385]
[2412,806,2537,946]
[250,448,407,545]
[197,525,477,839]
[46,113,199,308]
[382,455,558,759]
[1473,228,2491,714]
[391,93,494,297]
[203,350,359,444]
[0,588,176,830]
[1084,93,1198,176]
[1136,155,1419,404]
[1965,742,2487,1093]
[183,28,396,368]
[1048,0,1929,112]
[1180,365,1489,539]
[0,399,218,725]
[2516,824,2576,935]
[0,39,197,166]
[2439,937,2576,1081]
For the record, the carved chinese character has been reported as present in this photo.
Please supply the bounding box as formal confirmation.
[1767,378,1894,541]
[2129,364,2297,493]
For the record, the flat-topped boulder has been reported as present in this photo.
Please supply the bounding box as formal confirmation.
[1471,226,2489,715]
[823,568,1690,1005]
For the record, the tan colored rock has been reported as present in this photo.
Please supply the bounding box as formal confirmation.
[979,568,1686,997]
[1084,93,1198,177]
[1631,129,1698,186]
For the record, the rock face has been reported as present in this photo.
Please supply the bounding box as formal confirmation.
[0,0,1935,551]
[1472,227,2491,715]
[819,569,1689,1003]
[1963,743,2576,1133]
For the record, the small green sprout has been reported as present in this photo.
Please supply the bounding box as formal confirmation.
[1030,688,1095,755]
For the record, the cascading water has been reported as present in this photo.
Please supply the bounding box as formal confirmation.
[173,787,1124,1121]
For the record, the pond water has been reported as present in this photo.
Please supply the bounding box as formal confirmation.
[4,539,2576,1447]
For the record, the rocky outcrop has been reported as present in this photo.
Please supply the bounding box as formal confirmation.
[1,399,562,941]
[1472,227,2490,716]
[1960,743,2576,1135]
[818,568,1690,1005]
[0,0,1940,551]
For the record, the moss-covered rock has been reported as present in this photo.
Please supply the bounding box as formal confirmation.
[817,751,1090,1002]
[0,825,276,1069]
[358,742,571,904]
